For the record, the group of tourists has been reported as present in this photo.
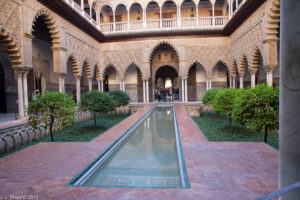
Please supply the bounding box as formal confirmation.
[155,88,178,102]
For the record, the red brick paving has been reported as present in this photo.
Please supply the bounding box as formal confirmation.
[0,104,278,200]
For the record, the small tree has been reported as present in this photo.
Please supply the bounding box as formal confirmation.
[233,84,279,143]
[27,91,76,142]
[80,90,114,129]
[108,90,130,114]
[202,88,219,106]
[212,88,240,129]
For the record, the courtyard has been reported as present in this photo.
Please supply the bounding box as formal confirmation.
[0,104,278,199]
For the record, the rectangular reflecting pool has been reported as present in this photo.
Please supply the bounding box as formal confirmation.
[69,105,190,189]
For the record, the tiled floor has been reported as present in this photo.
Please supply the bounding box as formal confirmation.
[0,104,278,200]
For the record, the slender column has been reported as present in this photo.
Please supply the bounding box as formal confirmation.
[143,80,146,103]
[184,79,188,102]
[251,71,256,88]
[229,76,232,88]
[57,74,65,93]
[232,77,236,88]
[212,3,215,25]
[16,70,24,119]
[76,76,81,103]
[89,6,92,17]
[123,81,125,91]
[206,79,209,90]
[88,78,92,91]
[267,69,273,87]
[146,80,149,103]
[209,78,212,89]
[113,12,116,31]
[22,71,28,116]
[236,0,238,8]
[101,80,104,92]
[127,10,130,30]
[143,9,147,29]
[280,1,300,198]
[181,79,185,102]
[177,6,181,27]
[120,80,122,90]
[196,5,199,26]
[240,76,244,88]
[160,7,162,28]
[97,79,101,91]
[96,12,100,24]
[81,0,84,9]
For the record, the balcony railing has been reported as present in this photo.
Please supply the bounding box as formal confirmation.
[100,16,228,33]
[62,0,232,34]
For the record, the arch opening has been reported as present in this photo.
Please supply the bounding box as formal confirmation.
[115,4,128,31]
[187,62,207,101]
[30,14,55,96]
[103,65,120,92]
[146,2,160,28]
[162,1,177,28]
[181,0,196,27]
[124,64,143,102]
[211,61,230,89]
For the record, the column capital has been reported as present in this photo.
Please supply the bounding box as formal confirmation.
[51,46,67,52]
[264,65,277,72]
[181,76,188,80]
[55,72,67,78]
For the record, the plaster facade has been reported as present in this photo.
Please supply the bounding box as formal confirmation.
[0,0,280,117]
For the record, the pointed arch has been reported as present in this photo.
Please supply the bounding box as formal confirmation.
[212,60,230,73]
[82,60,93,78]
[239,55,248,75]
[124,62,144,79]
[94,64,101,79]
[102,64,120,79]
[67,54,80,76]
[149,41,180,61]
[33,9,61,48]
[250,47,263,71]
[231,60,238,77]
[0,28,22,67]
[186,61,207,77]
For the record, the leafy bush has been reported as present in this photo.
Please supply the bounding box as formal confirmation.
[233,84,279,142]
[80,90,115,129]
[27,91,76,142]
[212,88,242,129]
[202,88,219,106]
[108,90,130,113]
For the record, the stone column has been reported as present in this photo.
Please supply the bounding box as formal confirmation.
[212,3,215,25]
[251,71,256,88]
[16,70,24,119]
[97,79,101,91]
[101,80,104,92]
[229,76,232,88]
[239,74,244,88]
[113,12,116,31]
[127,9,130,30]
[120,80,123,90]
[177,6,181,27]
[146,79,149,103]
[206,79,209,90]
[280,1,300,199]
[236,0,238,8]
[143,79,146,103]
[160,7,162,28]
[143,9,147,29]
[196,5,199,26]
[23,70,29,116]
[266,68,274,87]
[75,76,81,103]
[81,0,84,9]
[184,79,188,102]
[181,79,185,102]
[89,6,92,17]
[232,77,236,88]
[57,73,65,93]
[123,81,125,91]
[209,78,212,89]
